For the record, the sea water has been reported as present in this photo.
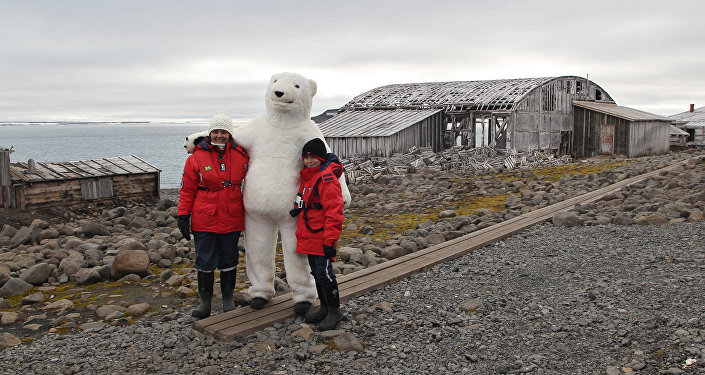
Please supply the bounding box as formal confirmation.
[0,121,248,189]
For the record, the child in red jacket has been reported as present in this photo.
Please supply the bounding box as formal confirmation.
[290,138,345,330]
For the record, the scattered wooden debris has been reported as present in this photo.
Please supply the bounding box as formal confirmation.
[342,147,572,184]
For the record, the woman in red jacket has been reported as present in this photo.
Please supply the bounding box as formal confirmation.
[177,112,249,319]
[291,138,345,330]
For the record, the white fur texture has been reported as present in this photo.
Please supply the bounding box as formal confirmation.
[231,72,351,303]
[183,130,208,154]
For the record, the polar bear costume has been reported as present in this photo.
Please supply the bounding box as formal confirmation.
[229,72,351,308]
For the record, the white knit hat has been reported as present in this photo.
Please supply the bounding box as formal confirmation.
[208,112,234,135]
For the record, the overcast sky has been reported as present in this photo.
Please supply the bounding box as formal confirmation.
[2,0,704,122]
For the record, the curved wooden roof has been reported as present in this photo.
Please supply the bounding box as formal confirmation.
[343,76,610,111]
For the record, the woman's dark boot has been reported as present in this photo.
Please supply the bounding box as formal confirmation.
[192,271,214,319]
[318,280,343,331]
[220,270,236,313]
[304,282,328,323]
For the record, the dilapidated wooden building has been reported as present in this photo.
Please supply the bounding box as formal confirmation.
[670,104,705,146]
[319,76,671,159]
[572,101,672,158]
[0,148,160,210]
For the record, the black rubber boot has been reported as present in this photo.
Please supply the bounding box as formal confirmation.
[192,271,214,319]
[318,280,343,331]
[220,270,236,313]
[304,283,328,323]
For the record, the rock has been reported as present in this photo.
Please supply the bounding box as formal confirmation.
[438,210,457,218]
[688,209,704,221]
[333,332,364,352]
[156,198,176,211]
[21,292,46,305]
[425,233,446,245]
[0,277,33,297]
[73,268,103,285]
[9,226,33,248]
[29,219,50,230]
[552,211,583,227]
[37,228,60,242]
[41,299,74,312]
[126,303,150,316]
[337,247,363,262]
[96,304,126,319]
[380,245,407,260]
[0,272,9,288]
[462,298,484,311]
[291,326,315,340]
[0,224,18,239]
[84,248,104,267]
[635,213,669,226]
[612,215,635,226]
[110,250,150,279]
[399,239,418,253]
[58,258,83,277]
[127,216,156,230]
[79,321,107,331]
[82,221,110,238]
[0,333,21,349]
[0,311,19,325]
[176,286,194,297]
[117,274,142,283]
[103,207,127,220]
[0,298,9,309]
[20,262,55,285]
[114,238,147,251]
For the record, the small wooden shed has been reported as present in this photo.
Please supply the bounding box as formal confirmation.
[0,148,160,210]
[572,101,672,158]
[669,104,705,146]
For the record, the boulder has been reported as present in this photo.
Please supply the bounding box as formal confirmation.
[552,211,583,227]
[82,221,110,238]
[114,238,147,251]
[0,277,33,297]
[110,250,150,279]
[0,224,18,239]
[380,245,407,260]
[635,213,669,226]
[10,226,34,248]
[20,262,55,285]
[74,268,103,285]
[58,258,83,277]
[0,333,21,350]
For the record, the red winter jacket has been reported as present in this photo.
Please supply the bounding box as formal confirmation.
[177,140,249,233]
[295,158,345,257]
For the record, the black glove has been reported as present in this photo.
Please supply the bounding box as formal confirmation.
[289,208,301,217]
[323,244,336,259]
[177,214,191,240]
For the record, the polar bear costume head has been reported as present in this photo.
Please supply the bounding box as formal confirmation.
[265,72,317,124]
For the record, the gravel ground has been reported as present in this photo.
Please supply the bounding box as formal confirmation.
[2,220,704,375]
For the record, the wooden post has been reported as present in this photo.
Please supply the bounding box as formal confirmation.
[1,148,12,207]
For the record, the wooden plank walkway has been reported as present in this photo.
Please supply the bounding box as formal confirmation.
[194,161,682,342]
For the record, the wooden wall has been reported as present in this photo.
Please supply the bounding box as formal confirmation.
[327,112,444,158]
[685,126,705,146]
[513,77,611,154]
[628,121,670,157]
[573,107,670,158]
[15,173,159,210]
